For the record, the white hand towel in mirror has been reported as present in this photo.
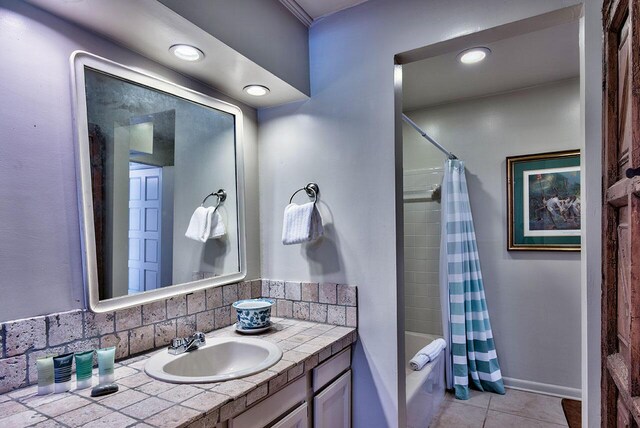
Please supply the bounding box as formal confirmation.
[282,202,324,245]
[185,206,210,242]
[208,209,226,239]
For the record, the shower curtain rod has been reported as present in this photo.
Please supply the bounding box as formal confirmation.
[402,114,457,160]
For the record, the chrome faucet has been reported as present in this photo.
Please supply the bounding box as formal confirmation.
[168,332,206,355]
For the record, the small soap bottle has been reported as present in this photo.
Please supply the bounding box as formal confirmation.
[53,353,74,393]
[97,347,116,385]
[36,356,55,395]
[74,350,94,389]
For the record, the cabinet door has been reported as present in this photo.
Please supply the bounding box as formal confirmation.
[313,370,351,428]
[229,376,306,428]
[271,403,308,428]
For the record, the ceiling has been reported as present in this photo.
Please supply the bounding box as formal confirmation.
[402,20,580,111]
[279,0,370,25]
[25,0,308,109]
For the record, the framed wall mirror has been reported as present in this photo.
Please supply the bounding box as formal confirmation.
[72,51,246,313]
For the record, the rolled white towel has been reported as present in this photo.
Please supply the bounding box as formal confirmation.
[409,353,430,371]
[185,206,210,242]
[424,338,447,361]
[282,202,324,245]
[208,209,226,239]
[409,338,447,371]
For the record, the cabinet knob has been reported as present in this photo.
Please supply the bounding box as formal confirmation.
[626,167,640,179]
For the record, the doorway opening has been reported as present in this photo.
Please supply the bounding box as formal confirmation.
[394,5,585,428]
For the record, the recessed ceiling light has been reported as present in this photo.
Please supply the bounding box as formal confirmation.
[458,47,491,65]
[243,85,270,97]
[169,44,204,62]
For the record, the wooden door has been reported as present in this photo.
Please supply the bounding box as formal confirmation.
[602,0,640,425]
[88,124,107,298]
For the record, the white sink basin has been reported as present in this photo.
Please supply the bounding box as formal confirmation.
[144,337,282,383]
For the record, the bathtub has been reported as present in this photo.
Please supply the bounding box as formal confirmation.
[405,331,446,428]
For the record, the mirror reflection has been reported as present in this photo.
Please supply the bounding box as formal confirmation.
[84,67,240,301]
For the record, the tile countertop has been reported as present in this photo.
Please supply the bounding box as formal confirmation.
[0,318,357,428]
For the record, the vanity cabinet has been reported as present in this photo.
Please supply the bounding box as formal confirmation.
[229,376,307,428]
[313,371,351,428]
[311,348,351,428]
[271,403,308,428]
[227,347,352,428]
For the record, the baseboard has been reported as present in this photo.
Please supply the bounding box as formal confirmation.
[502,376,582,400]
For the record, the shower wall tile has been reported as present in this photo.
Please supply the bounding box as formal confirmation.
[404,169,443,336]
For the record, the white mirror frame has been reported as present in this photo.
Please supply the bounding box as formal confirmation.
[71,51,247,313]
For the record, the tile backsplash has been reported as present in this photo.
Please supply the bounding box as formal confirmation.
[0,280,357,394]
[260,280,357,328]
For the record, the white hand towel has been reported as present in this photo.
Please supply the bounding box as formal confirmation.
[185,206,211,242]
[281,202,324,245]
[208,209,226,239]
[409,338,447,371]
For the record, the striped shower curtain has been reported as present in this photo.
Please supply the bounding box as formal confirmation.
[439,159,505,400]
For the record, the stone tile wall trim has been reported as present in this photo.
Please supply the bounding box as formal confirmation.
[0,279,357,394]
[0,319,356,428]
[261,280,357,328]
[0,280,262,394]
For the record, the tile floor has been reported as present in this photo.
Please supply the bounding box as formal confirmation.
[431,388,570,427]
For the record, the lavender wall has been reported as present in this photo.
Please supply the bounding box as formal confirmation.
[0,0,261,322]
[257,1,597,426]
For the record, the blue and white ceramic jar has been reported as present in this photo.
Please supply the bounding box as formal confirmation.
[232,298,274,329]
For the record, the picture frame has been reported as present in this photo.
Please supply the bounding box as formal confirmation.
[506,150,581,251]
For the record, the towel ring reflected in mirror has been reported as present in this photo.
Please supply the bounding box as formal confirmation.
[289,182,319,204]
[201,189,227,211]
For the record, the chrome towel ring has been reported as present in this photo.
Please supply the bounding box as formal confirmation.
[201,189,226,209]
[289,183,319,204]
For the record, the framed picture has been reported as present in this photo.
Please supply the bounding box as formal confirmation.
[507,150,581,251]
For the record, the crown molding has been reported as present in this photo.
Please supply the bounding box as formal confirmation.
[278,0,313,27]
